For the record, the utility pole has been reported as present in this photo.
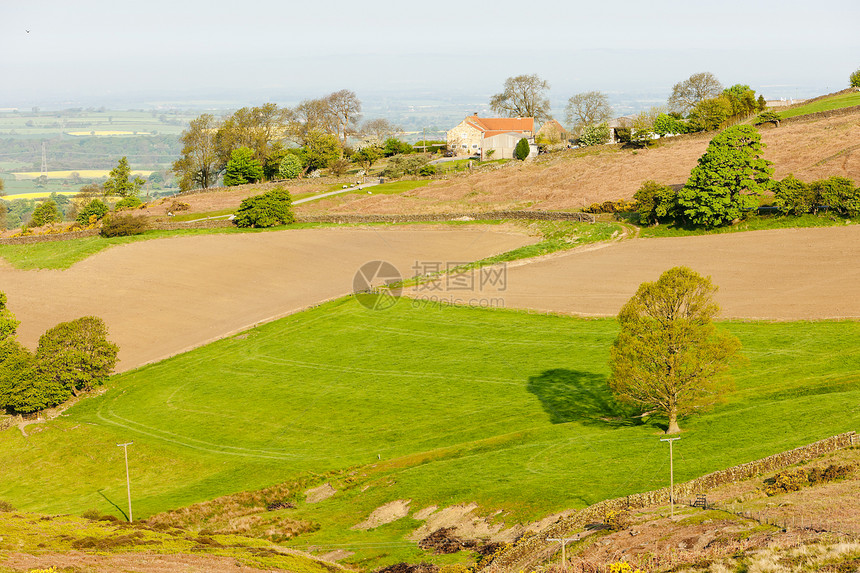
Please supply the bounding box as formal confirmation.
[117,442,134,522]
[547,537,576,569]
[660,437,680,517]
[40,141,48,182]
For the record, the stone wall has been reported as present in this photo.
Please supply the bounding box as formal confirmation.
[295,211,595,224]
[483,431,857,573]
[0,228,99,245]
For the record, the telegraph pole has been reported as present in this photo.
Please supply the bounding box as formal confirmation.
[547,537,576,569]
[117,442,134,522]
[660,437,680,517]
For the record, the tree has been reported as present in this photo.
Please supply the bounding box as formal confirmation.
[677,125,773,227]
[232,188,294,228]
[0,177,4,193]
[215,104,293,168]
[0,292,20,361]
[773,174,816,215]
[303,131,342,172]
[278,154,304,179]
[223,147,264,186]
[291,98,336,144]
[668,72,723,115]
[514,138,530,160]
[565,91,612,136]
[29,199,61,227]
[688,96,732,132]
[173,113,223,192]
[578,122,610,147]
[352,147,381,172]
[36,316,118,396]
[361,118,402,143]
[653,113,688,137]
[757,94,767,111]
[382,138,412,157]
[722,84,758,117]
[326,89,362,146]
[103,157,144,198]
[489,74,552,123]
[850,68,860,88]
[609,266,741,434]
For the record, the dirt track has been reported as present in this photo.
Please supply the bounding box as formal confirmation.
[0,226,535,371]
[410,225,860,320]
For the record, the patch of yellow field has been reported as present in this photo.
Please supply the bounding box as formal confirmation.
[2,191,79,201]
[66,130,138,136]
[11,170,152,180]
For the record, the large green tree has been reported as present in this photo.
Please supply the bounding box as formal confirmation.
[489,74,552,123]
[36,316,119,396]
[609,267,741,434]
[303,131,342,172]
[103,157,145,198]
[28,199,61,227]
[223,147,264,186]
[677,125,773,227]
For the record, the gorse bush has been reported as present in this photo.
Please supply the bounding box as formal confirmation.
[99,214,149,237]
[232,187,295,228]
[76,199,109,226]
[114,196,143,211]
[583,199,637,214]
[633,180,676,225]
[764,463,855,496]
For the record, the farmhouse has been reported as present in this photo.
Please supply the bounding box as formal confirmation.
[536,119,570,144]
[446,114,534,160]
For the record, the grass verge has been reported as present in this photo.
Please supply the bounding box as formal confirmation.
[615,211,856,239]
[778,91,860,119]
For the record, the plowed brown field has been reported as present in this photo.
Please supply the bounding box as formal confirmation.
[0,226,535,371]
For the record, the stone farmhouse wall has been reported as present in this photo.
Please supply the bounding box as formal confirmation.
[484,431,858,573]
[447,121,483,156]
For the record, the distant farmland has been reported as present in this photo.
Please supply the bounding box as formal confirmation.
[10,169,153,180]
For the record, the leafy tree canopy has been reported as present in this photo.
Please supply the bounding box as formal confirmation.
[278,154,305,179]
[36,316,119,396]
[29,199,61,227]
[609,266,741,434]
[677,125,773,227]
[103,157,145,198]
[668,72,723,115]
[223,147,264,186]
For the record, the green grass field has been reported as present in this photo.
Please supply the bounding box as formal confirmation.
[778,91,860,119]
[615,211,857,238]
[1,298,858,566]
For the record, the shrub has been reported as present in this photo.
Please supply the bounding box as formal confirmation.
[754,111,781,126]
[583,200,637,214]
[168,201,189,212]
[850,68,860,88]
[76,199,109,226]
[0,500,14,512]
[233,187,295,228]
[418,164,437,176]
[82,508,101,520]
[653,113,689,137]
[579,122,610,147]
[114,196,142,211]
[813,176,860,217]
[514,138,530,160]
[773,174,816,215]
[382,155,431,178]
[99,214,149,237]
[278,154,304,179]
[604,509,631,531]
[634,180,676,224]
[383,138,413,157]
[328,157,351,176]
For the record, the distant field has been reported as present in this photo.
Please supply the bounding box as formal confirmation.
[0,299,856,566]
[779,91,860,119]
[2,191,78,201]
[66,130,140,136]
[11,169,153,179]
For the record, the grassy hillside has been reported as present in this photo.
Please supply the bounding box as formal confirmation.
[1,298,858,565]
[779,90,860,119]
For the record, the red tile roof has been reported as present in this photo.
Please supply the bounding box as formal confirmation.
[465,115,534,133]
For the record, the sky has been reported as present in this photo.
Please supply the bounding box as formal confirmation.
[1,0,858,110]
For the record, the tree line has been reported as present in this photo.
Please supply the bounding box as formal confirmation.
[172,90,417,192]
[488,72,767,147]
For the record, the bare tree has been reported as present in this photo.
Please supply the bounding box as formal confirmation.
[668,72,723,115]
[215,104,293,167]
[326,89,362,146]
[361,118,402,144]
[489,74,552,123]
[565,91,613,136]
[291,98,336,145]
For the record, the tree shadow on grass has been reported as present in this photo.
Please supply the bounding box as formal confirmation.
[527,369,639,427]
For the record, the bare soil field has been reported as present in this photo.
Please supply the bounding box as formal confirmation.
[295,110,860,215]
[407,226,860,320]
[0,225,535,371]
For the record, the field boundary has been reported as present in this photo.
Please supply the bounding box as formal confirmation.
[483,431,857,572]
[0,229,99,245]
[294,211,595,224]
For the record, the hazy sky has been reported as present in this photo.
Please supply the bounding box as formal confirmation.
[2,0,858,108]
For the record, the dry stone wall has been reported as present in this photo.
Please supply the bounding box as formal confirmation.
[483,431,857,573]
